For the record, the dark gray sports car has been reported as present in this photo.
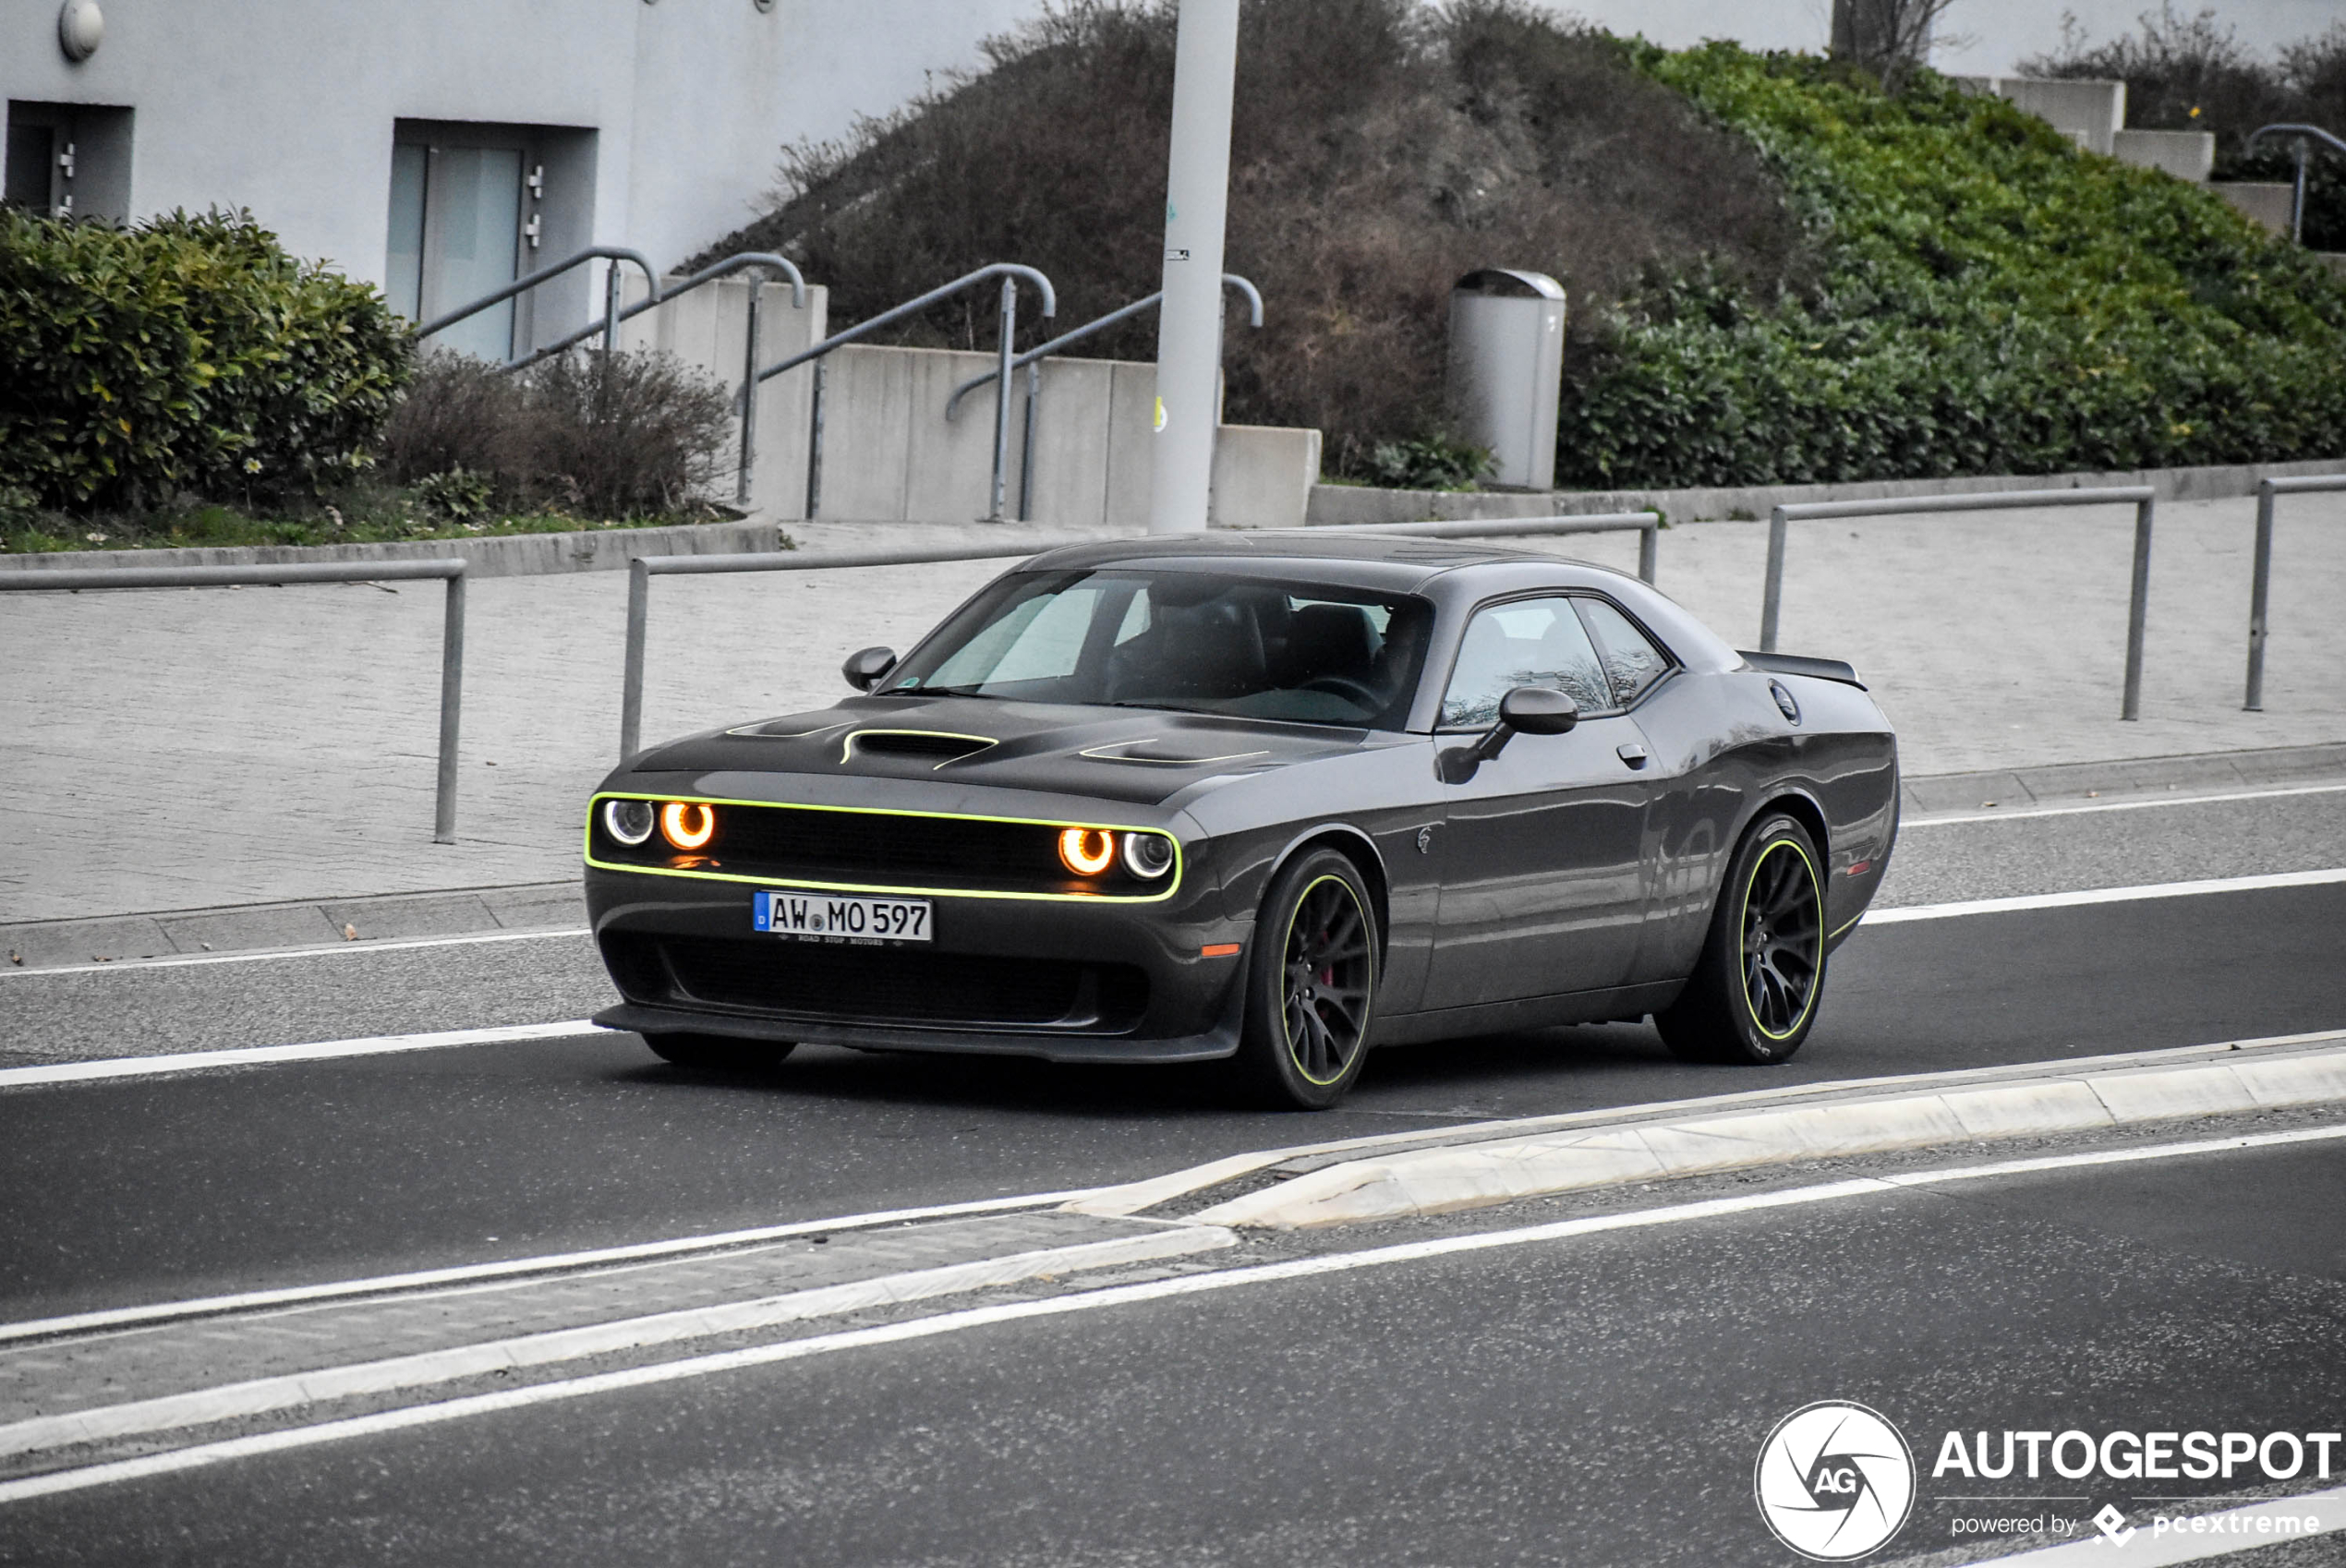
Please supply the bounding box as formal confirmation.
[585,532,1899,1107]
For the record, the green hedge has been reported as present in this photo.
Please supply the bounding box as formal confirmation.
[0,209,411,512]
[1558,45,2346,488]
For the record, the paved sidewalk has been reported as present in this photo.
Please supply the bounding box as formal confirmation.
[2,496,2341,927]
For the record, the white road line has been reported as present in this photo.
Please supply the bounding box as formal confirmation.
[0,1189,1096,1345]
[12,1029,2335,1343]
[0,926,591,981]
[3,1122,2338,1506]
[1905,780,2346,827]
[0,1020,602,1091]
[1864,867,2346,925]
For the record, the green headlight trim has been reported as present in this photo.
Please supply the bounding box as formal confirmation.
[581,791,1186,904]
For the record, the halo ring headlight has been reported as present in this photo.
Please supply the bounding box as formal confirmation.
[659,801,718,851]
[1121,831,1175,880]
[602,798,657,846]
[1058,827,1117,877]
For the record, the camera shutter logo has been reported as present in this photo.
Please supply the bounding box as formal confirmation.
[1755,1401,1917,1561]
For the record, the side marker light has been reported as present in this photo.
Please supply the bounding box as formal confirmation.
[1847,860,1873,877]
[1201,943,1242,958]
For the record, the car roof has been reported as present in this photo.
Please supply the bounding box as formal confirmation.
[1021,530,1627,593]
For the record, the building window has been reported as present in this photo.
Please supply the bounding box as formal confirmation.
[388,121,596,362]
[4,102,132,221]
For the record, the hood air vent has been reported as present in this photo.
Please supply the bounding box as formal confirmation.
[843,730,996,766]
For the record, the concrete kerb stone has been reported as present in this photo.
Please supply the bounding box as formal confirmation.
[1180,1040,2346,1229]
[0,1217,1235,1465]
[0,881,583,971]
[0,518,795,582]
[1300,455,2346,530]
[1897,741,2346,821]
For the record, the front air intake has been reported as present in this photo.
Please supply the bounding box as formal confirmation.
[845,730,995,764]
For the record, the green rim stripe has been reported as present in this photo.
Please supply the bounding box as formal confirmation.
[1743,837,1823,1043]
[583,792,1183,905]
[1284,873,1373,1086]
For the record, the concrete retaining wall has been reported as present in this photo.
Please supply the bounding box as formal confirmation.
[614,277,1322,530]
[2219,183,2296,235]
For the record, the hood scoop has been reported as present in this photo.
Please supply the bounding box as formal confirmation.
[1080,739,1273,767]
[842,730,997,766]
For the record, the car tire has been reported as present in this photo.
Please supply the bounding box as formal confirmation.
[641,1032,797,1071]
[1233,848,1381,1110]
[1655,813,1827,1066]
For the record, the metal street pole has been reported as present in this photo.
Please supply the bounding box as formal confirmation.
[1147,0,1240,535]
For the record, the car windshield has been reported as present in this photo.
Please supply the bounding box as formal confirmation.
[881,569,1436,730]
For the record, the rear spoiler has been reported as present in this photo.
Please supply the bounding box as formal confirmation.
[1738,651,1867,691]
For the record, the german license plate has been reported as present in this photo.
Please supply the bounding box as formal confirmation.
[754,888,931,944]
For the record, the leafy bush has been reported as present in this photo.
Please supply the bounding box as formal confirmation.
[379,347,732,520]
[1554,45,2346,487]
[697,0,1806,476]
[1363,434,1493,489]
[0,208,411,512]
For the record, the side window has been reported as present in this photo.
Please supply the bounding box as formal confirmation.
[1440,596,1614,728]
[1573,597,1674,708]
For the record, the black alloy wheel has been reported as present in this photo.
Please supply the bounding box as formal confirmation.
[641,1032,797,1072]
[1656,813,1827,1065]
[1236,848,1380,1109]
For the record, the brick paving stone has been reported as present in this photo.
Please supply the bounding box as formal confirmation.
[2,501,2340,924]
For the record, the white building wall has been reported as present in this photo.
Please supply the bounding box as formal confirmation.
[2,0,1037,286]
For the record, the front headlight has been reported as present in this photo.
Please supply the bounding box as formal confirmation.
[1120,831,1175,879]
[602,798,656,846]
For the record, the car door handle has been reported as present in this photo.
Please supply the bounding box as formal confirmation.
[1615,743,1650,770]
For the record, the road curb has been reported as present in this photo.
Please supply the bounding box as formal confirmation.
[0,1219,1232,1464]
[1179,1043,2346,1230]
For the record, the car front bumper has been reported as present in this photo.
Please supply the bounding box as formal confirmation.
[586,865,1253,1064]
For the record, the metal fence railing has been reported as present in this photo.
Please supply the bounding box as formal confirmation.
[1762,488,2157,720]
[616,516,1663,759]
[1318,513,1663,585]
[0,561,469,841]
[619,542,1064,759]
[2245,124,2346,246]
[2244,474,2346,711]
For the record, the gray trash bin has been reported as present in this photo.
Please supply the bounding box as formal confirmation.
[1445,269,1566,491]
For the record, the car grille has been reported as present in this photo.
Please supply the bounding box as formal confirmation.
[604,934,1149,1033]
[590,802,1163,897]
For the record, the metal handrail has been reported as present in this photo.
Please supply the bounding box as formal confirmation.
[2245,124,2346,245]
[414,247,659,356]
[499,251,808,377]
[1763,487,2157,720]
[0,560,469,842]
[943,273,1263,421]
[755,263,1058,523]
[2243,474,2346,710]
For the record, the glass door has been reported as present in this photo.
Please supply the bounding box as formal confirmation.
[385,136,526,361]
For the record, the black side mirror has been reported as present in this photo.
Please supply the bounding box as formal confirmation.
[1439,686,1578,783]
[842,646,898,692]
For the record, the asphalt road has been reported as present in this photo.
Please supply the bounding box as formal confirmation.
[3,1135,2340,1566]
[0,793,2342,1321]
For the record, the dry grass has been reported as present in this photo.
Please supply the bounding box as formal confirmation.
[696,0,1808,476]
